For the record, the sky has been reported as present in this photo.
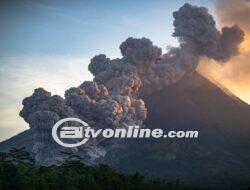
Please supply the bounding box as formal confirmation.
[0,0,220,141]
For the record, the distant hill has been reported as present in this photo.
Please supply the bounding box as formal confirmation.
[1,72,250,188]
[0,129,33,152]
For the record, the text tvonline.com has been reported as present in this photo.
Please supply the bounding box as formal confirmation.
[52,118,199,148]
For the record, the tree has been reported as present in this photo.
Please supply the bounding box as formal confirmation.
[7,147,34,164]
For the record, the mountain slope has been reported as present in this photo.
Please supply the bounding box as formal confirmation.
[103,72,250,188]
[1,72,250,188]
[0,129,33,152]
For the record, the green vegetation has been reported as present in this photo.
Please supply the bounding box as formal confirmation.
[0,148,234,190]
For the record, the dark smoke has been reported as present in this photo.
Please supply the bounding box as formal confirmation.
[19,3,244,164]
[20,88,75,124]
[65,81,147,128]
[28,111,75,165]
[173,4,244,61]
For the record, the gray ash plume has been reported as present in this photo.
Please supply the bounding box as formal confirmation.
[19,3,244,165]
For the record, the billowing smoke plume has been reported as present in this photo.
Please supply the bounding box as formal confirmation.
[65,81,147,127]
[88,4,243,95]
[172,4,243,61]
[20,88,75,124]
[198,0,250,104]
[28,111,77,165]
[19,3,244,164]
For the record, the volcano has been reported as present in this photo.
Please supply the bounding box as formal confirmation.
[103,72,250,188]
[1,72,250,188]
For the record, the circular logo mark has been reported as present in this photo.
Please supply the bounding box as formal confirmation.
[52,118,89,148]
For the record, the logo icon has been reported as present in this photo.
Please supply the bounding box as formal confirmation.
[60,126,83,139]
[52,118,89,148]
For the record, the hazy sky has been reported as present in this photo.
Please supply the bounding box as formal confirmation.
[0,0,215,141]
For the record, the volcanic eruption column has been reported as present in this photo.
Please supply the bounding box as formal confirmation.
[19,4,244,164]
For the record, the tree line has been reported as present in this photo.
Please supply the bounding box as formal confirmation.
[0,147,242,190]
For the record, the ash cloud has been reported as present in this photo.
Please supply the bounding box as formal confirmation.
[28,111,77,165]
[89,4,243,95]
[19,3,244,164]
[65,81,147,128]
[20,88,75,124]
[198,0,250,104]
[172,4,244,61]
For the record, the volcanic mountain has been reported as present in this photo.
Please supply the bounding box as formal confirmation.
[1,72,250,188]
[103,72,250,188]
